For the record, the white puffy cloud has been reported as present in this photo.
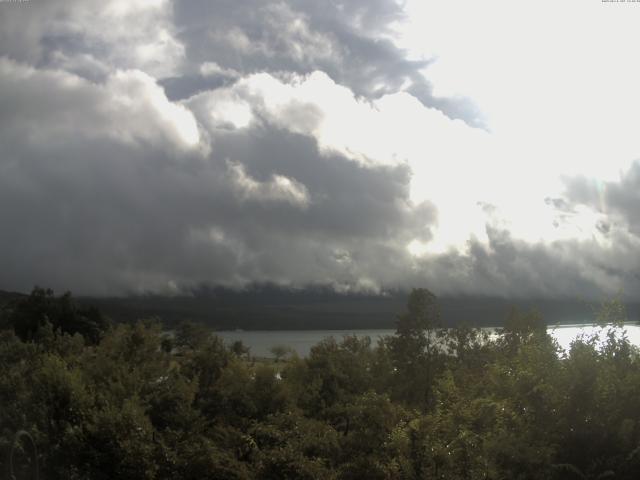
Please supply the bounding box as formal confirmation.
[226,160,311,208]
[0,58,199,149]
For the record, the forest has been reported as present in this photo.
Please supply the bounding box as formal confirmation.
[1,287,640,479]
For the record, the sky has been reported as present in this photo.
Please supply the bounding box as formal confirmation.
[1,0,640,298]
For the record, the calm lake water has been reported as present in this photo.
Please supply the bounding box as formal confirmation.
[216,325,640,358]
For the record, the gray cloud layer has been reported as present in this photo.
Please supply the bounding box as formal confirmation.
[0,56,432,294]
[0,0,639,298]
[168,0,482,124]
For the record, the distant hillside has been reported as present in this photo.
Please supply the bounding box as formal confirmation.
[0,289,26,308]
[4,285,637,330]
[81,287,408,330]
[74,285,640,330]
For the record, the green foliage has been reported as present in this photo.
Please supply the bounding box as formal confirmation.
[2,289,640,479]
[6,287,110,345]
[230,339,251,358]
[284,335,379,417]
[174,320,211,351]
[251,412,340,479]
[387,288,443,407]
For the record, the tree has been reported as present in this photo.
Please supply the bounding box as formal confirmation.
[231,340,251,359]
[284,336,377,418]
[270,345,293,363]
[174,320,211,351]
[7,287,110,344]
[387,288,442,408]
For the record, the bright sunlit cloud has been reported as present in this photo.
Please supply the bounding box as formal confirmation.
[107,70,200,147]
[390,0,640,250]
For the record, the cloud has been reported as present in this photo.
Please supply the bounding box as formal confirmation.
[562,163,640,241]
[225,160,311,208]
[168,0,481,124]
[0,57,434,295]
[0,0,184,78]
[0,58,199,149]
[1,0,640,300]
[407,223,640,300]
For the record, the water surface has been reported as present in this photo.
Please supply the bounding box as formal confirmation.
[216,325,640,358]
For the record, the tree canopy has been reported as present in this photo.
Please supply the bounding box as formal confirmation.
[1,287,640,479]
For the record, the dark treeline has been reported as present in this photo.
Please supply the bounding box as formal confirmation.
[2,287,640,479]
[79,284,640,330]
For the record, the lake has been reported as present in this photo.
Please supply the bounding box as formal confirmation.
[216,325,640,358]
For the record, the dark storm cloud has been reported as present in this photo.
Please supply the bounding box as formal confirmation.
[413,225,640,299]
[0,57,434,294]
